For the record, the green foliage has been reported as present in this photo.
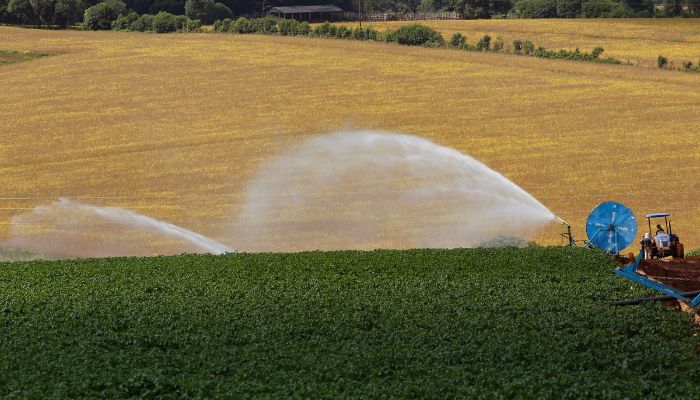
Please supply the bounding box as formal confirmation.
[335,25,352,39]
[277,18,310,36]
[555,0,581,17]
[512,38,522,53]
[231,16,252,33]
[512,0,557,18]
[129,12,152,30]
[184,0,229,24]
[383,24,444,47]
[475,34,491,51]
[522,39,534,54]
[53,0,85,26]
[7,0,34,23]
[113,10,199,32]
[581,0,632,16]
[658,54,668,68]
[151,10,176,32]
[0,49,51,65]
[0,248,698,398]
[82,0,126,30]
[112,10,138,30]
[685,248,700,257]
[350,26,376,40]
[449,32,467,48]
[681,60,700,72]
[492,36,504,51]
[250,15,276,34]
[211,16,230,31]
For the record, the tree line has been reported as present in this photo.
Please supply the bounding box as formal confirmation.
[1,0,699,29]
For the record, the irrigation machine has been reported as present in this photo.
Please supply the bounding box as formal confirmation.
[565,201,700,309]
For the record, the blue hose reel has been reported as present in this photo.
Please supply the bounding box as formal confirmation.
[585,201,700,308]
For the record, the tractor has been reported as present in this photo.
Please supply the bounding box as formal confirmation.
[641,213,684,259]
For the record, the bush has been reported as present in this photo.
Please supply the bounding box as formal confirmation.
[83,0,126,30]
[657,55,668,69]
[492,36,504,52]
[475,34,491,51]
[250,16,276,34]
[512,39,522,54]
[130,13,153,31]
[112,11,138,30]
[232,16,252,33]
[183,18,202,32]
[385,24,444,47]
[313,21,333,37]
[351,26,376,40]
[591,46,604,58]
[276,19,310,36]
[335,25,352,39]
[151,11,177,33]
[449,32,467,48]
[213,17,232,32]
[522,39,534,55]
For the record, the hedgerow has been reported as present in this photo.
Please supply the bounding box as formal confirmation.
[0,248,698,398]
[112,11,201,33]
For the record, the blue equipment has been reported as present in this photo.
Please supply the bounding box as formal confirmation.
[585,201,637,254]
[615,251,700,308]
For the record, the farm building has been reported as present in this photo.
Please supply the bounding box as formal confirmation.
[267,5,345,22]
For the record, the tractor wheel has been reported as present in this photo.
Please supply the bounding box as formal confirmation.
[677,243,685,258]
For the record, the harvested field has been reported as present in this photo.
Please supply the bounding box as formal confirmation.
[337,19,700,68]
[2,25,700,251]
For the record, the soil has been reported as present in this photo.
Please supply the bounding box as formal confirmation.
[639,256,700,293]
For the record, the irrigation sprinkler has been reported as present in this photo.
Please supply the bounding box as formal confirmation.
[555,216,575,249]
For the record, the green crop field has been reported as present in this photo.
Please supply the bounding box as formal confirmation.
[1,247,698,399]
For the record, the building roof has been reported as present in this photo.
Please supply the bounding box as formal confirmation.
[269,5,344,13]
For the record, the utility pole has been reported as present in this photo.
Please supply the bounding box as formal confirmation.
[358,0,362,28]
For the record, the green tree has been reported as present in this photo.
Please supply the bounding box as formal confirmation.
[206,1,231,23]
[512,0,557,17]
[82,0,126,29]
[184,0,208,20]
[8,0,35,23]
[54,0,85,26]
[452,0,497,18]
[29,0,55,25]
[662,0,682,15]
[555,0,580,17]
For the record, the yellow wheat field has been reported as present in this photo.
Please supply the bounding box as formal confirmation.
[1,22,700,252]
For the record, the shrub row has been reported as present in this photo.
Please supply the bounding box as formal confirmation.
[657,54,700,73]
[447,32,624,65]
[214,18,438,45]
[112,11,201,33]
[212,18,625,67]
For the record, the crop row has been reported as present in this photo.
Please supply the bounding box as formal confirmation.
[1,247,698,398]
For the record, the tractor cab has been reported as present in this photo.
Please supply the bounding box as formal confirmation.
[642,213,684,259]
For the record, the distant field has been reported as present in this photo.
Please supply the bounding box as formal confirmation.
[1,248,699,398]
[336,19,700,68]
[2,24,700,251]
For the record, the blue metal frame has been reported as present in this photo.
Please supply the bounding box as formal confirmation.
[614,251,700,308]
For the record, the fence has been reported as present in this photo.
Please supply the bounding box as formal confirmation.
[342,12,460,21]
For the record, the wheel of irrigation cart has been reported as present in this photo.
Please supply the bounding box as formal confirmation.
[585,201,638,254]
